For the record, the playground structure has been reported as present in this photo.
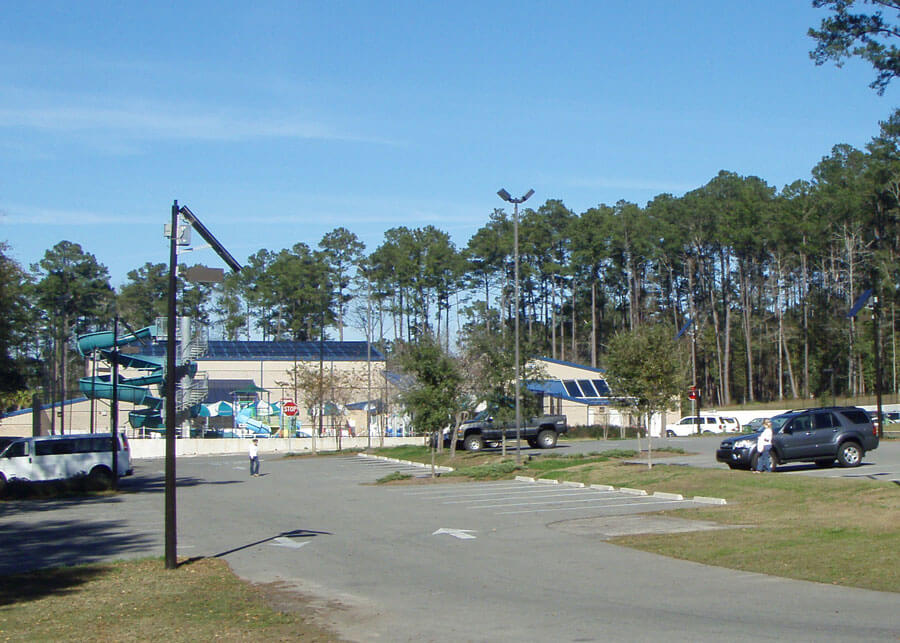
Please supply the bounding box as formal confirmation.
[76,320,214,434]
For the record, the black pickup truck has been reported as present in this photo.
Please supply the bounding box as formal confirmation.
[454,409,568,451]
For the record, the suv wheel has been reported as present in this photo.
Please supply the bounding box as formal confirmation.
[837,441,863,467]
[463,434,484,452]
[536,430,557,449]
[666,430,676,437]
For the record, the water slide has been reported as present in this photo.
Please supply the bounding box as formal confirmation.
[76,325,170,429]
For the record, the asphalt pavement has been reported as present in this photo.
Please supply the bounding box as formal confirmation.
[1,444,898,642]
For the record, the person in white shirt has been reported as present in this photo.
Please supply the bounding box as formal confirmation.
[248,438,260,477]
[755,419,773,472]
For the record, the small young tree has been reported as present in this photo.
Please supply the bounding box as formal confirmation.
[276,362,359,451]
[605,323,687,468]
[394,335,462,476]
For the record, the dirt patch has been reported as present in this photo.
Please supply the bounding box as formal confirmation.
[254,577,389,642]
[549,514,744,539]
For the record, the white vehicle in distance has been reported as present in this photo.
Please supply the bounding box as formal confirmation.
[0,432,133,494]
[665,415,740,437]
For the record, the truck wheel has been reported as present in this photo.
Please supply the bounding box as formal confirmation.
[88,466,113,491]
[463,434,484,452]
[837,442,862,467]
[536,430,557,449]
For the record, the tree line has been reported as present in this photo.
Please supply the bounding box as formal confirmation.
[4,2,900,419]
[3,112,899,418]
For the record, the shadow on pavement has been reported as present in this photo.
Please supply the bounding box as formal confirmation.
[0,518,156,577]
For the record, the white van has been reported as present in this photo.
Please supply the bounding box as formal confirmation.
[0,433,133,493]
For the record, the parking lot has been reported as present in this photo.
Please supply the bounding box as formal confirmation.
[3,446,899,641]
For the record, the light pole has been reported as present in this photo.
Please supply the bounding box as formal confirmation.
[497,188,534,464]
[164,201,241,570]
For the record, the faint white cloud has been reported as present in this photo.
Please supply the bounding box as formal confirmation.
[0,84,399,147]
[0,103,393,145]
[1,204,155,226]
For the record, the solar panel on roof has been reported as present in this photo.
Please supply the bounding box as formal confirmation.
[147,340,383,361]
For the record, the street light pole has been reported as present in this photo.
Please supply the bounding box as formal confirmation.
[498,188,534,465]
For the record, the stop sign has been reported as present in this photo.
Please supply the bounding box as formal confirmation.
[282,401,298,417]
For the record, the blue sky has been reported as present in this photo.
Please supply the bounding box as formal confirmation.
[1,1,897,288]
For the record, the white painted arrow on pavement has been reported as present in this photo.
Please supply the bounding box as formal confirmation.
[269,537,309,549]
[432,528,477,540]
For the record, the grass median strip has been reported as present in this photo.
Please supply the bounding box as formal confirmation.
[0,557,339,642]
[372,445,899,592]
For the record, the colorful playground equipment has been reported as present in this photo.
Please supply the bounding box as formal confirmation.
[77,322,279,436]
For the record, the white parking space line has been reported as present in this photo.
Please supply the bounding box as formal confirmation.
[440,489,600,504]
[401,482,528,496]
[468,493,681,510]
[496,499,695,515]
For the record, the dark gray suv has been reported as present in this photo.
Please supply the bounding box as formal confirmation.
[716,406,879,470]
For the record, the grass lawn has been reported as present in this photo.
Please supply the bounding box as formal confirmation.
[0,557,339,642]
[373,445,900,593]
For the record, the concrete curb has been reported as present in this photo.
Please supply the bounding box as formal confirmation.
[590,484,615,491]
[561,481,585,488]
[515,476,536,482]
[357,453,454,473]
[537,478,560,485]
[652,491,684,501]
[618,487,649,496]
[693,496,728,505]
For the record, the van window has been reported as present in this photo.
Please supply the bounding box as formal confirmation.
[72,437,113,453]
[3,441,27,458]
[35,440,75,456]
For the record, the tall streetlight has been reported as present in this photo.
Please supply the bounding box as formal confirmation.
[497,188,534,464]
[164,201,241,570]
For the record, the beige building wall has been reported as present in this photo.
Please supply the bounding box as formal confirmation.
[1,356,387,439]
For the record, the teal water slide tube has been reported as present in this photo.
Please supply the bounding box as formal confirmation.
[77,326,169,429]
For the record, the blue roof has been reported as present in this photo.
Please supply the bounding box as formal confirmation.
[144,340,385,362]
